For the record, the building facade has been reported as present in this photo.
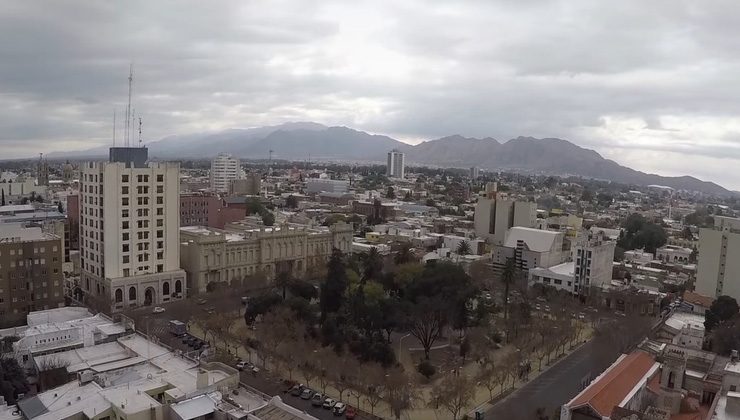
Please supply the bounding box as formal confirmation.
[229,172,261,195]
[180,192,245,229]
[306,178,349,194]
[573,230,615,294]
[386,149,405,179]
[180,222,353,294]
[474,183,537,245]
[0,224,64,327]
[696,216,740,299]
[79,147,186,313]
[210,153,240,193]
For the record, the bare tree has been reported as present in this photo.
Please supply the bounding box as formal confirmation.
[429,373,476,420]
[333,354,359,401]
[406,299,446,359]
[315,347,336,394]
[476,361,499,399]
[384,366,417,420]
[363,363,386,415]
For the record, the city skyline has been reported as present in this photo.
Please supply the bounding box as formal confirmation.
[3,1,740,189]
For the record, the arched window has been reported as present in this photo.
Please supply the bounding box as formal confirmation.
[115,289,123,303]
[163,281,170,295]
[175,280,182,294]
[129,286,137,301]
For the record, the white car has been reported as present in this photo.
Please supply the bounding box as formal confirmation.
[152,306,165,314]
[323,398,336,409]
[333,402,346,415]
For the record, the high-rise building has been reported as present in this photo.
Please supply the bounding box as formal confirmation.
[572,230,615,293]
[0,223,65,327]
[79,147,186,313]
[696,216,740,299]
[470,167,480,179]
[210,153,240,193]
[386,150,405,179]
[229,173,262,195]
[473,182,537,245]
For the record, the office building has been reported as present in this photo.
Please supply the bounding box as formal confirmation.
[0,224,65,327]
[210,153,240,193]
[470,166,480,179]
[229,172,262,195]
[386,149,405,179]
[696,216,740,299]
[79,147,186,314]
[474,182,537,245]
[180,222,353,294]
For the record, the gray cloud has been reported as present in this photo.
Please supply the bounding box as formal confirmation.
[2,0,740,188]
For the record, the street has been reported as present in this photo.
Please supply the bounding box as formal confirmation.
[485,340,610,420]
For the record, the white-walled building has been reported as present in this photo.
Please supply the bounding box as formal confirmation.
[656,244,692,264]
[306,178,349,194]
[386,149,405,179]
[573,230,616,294]
[210,153,240,193]
[696,216,740,299]
[79,147,186,313]
[474,182,537,245]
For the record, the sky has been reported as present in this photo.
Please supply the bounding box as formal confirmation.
[3,1,740,189]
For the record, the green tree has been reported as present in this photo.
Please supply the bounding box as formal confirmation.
[394,242,414,265]
[386,186,396,199]
[285,195,298,208]
[320,248,348,322]
[705,296,740,331]
[361,247,383,282]
[456,240,471,256]
[261,211,275,226]
[417,360,436,379]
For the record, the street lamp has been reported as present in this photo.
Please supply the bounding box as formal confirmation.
[398,333,411,358]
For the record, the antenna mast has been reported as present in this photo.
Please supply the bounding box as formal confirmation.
[138,117,143,147]
[125,64,134,146]
[112,109,116,146]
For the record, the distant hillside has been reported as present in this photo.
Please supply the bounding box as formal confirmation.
[46,123,732,195]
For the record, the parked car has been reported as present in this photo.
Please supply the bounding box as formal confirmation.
[311,393,325,406]
[333,402,346,415]
[300,389,314,400]
[236,361,248,371]
[289,384,305,396]
[345,406,357,419]
[152,306,165,314]
[323,398,336,409]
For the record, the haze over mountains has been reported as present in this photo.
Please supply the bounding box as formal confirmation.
[49,122,731,195]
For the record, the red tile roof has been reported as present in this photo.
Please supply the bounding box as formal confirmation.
[567,351,657,417]
[683,291,713,309]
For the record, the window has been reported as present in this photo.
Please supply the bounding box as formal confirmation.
[123,268,130,277]
[122,209,129,218]
[122,174,129,182]
[157,185,164,193]
[157,251,163,259]
[157,241,163,249]
[123,255,129,263]
[157,174,163,182]
[123,244,129,253]
[123,232,129,241]
[157,230,163,238]
[128,286,136,300]
[122,221,129,229]
[156,219,163,227]
[157,208,163,216]
[122,197,129,206]
[162,281,169,294]
[157,264,164,273]
[156,196,163,205]
[122,186,129,194]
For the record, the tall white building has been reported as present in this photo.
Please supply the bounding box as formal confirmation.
[80,147,186,313]
[474,182,537,245]
[573,230,615,293]
[696,216,740,299]
[386,149,405,179]
[210,153,240,192]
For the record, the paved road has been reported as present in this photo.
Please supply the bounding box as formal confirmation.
[485,340,606,420]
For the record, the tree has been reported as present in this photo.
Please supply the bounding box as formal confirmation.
[386,186,396,199]
[456,240,471,256]
[393,242,414,265]
[705,296,740,331]
[285,195,298,208]
[256,306,301,368]
[0,358,29,404]
[617,213,667,254]
[363,363,386,415]
[501,257,518,321]
[261,211,275,226]
[417,360,436,380]
[477,362,501,399]
[430,374,476,420]
[320,248,348,322]
[287,279,318,301]
[405,297,446,359]
[275,269,292,300]
[360,247,384,282]
[244,293,282,325]
[385,367,417,420]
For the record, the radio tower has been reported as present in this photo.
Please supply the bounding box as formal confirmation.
[125,64,134,146]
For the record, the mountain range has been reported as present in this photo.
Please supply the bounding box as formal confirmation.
[47,122,731,195]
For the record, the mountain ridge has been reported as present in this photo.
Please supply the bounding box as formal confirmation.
[45,122,731,195]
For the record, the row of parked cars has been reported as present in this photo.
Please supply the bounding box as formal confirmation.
[286,383,355,418]
[181,334,208,350]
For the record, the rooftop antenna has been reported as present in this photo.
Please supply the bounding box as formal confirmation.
[112,109,116,147]
[138,117,143,147]
[125,64,134,147]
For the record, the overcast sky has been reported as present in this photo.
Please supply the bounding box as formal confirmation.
[3,1,740,188]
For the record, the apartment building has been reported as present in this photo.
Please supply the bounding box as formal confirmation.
[180,192,245,229]
[210,153,240,193]
[306,178,349,194]
[696,216,740,299]
[79,147,186,313]
[573,230,616,293]
[229,172,261,195]
[180,222,353,294]
[386,149,405,179]
[474,182,537,245]
[0,224,64,327]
